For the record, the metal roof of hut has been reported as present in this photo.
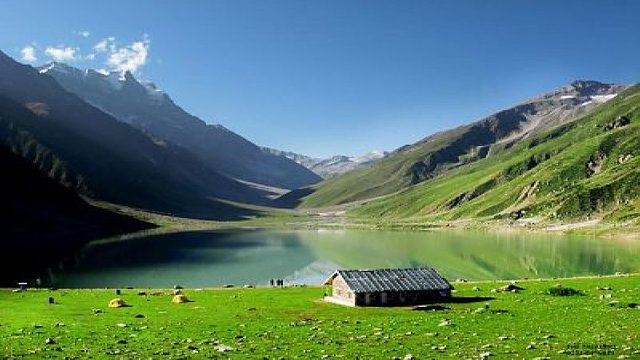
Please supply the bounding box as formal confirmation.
[323,268,452,293]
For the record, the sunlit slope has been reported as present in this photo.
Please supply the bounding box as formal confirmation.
[351,85,640,222]
[293,81,628,209]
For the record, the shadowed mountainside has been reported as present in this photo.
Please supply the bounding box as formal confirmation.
[40,62,322,190]
[0,145,154,285]
[0,50,264,220]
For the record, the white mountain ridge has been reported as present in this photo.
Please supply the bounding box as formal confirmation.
[262,148,389,179]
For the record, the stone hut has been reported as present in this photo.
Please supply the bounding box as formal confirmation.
[323,267,453,307]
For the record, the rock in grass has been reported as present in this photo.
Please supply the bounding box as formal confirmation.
[403,354,415,360]
[500,284,525,292]
[116,323,128,328]
[214,344,234,352]
[479,351,493,358]
[44,338,56,344]
[134,314,145,318]
[108,298,129,308]
[172,294,193,304]
[438,319,453,327]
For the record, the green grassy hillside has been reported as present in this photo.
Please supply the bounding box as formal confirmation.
[1,275,638,358]
[290,81,629,209]
[351,86,640,223]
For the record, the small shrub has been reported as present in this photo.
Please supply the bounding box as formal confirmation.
[547,286,583,297]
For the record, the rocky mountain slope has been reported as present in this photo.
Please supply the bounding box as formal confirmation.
[288,80,630,208]
[0,51,263,219]
[40,62,321,190]
[262,148,388,178]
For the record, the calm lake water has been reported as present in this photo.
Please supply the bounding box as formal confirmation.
[52,229,640,288]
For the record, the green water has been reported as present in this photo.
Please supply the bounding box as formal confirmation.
[52,229,640,288]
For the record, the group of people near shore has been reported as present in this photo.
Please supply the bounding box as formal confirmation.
[269,279,285,287]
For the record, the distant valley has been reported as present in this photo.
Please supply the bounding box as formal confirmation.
[1,47,639,283]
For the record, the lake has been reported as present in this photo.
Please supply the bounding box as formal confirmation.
[51,229,640,288]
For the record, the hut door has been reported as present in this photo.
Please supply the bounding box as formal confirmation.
[380,292,387,304]
[364,293,371,305]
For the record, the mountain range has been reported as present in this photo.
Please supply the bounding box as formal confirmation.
[3,44,638,285]
[0,51,272,219]
[39,62,321,191]
[262,148,388,178]
[286,80,632,209]
[351,85,639,223]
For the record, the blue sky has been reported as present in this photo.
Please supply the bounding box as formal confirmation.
[1,1,639,158]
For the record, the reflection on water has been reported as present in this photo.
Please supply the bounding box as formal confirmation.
[52,229,640,288]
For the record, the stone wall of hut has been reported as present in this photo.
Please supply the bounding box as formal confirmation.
[331,276,355,305]
[354,289,451,306]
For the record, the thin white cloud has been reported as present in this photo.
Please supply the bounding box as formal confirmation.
[94,37,116,53]
[106,37,150,73]
[44,46,78,62]
[78,30,90,38]
[20,46,37,63]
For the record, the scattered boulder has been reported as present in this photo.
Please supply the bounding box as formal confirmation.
[214,344,234,352]
[472,286,482,291]
[500,284,525,292]
[585,150,607,177]
[172,294,193,304]
[108,298,129,308]
[137,291,147,296]
[604,115,631,131]
[44,338,56,345]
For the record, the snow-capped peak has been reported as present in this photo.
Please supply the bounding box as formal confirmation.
[349,150,388,163]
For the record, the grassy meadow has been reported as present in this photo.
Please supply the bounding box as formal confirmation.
[1,275,639,359]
